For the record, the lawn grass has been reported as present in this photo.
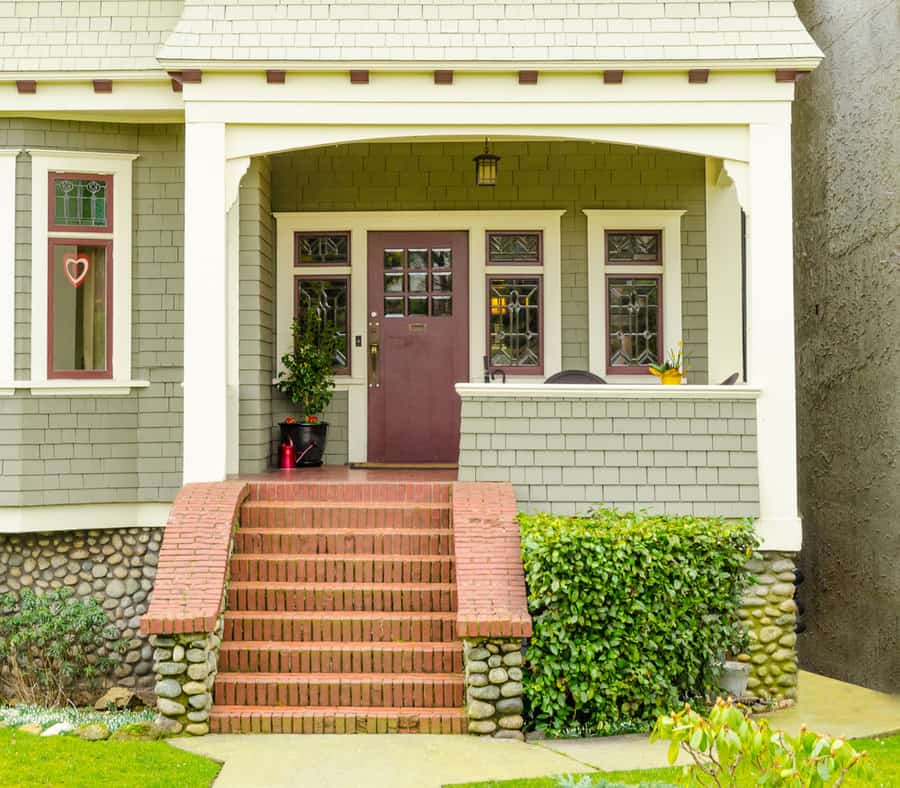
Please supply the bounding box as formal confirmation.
[0,727,221,788]
[446,733,900,788]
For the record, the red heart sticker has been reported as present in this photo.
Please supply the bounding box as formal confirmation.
[63,254,90,288]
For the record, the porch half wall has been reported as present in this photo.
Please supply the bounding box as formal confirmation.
[458,386,759,519]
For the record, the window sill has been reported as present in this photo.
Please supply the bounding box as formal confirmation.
[2,380,151,396]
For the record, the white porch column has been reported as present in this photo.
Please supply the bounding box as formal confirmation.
[705,158,744,383]
[746,124,802,551]
[183,122,228,483]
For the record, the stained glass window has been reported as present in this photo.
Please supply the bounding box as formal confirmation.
[607,276,661,369]
[51,175,110,229]
[488,277,541,369]
[296,232,350,266]
[487,231,542,265]
[606,231,661,264]
[295,277,350,371]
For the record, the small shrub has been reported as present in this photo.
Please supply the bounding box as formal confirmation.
[0,588,124,706]
[651,697,868,787]
[520,510,756,735]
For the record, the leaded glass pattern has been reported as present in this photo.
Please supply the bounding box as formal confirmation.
[606,231,661,264]
[607,276,660,368]
[488,277,541,368]
[52,176,109,228]
[296,232,350,265]
[295,277,350,370]
[487,231,542,264]
[382,248,453,317]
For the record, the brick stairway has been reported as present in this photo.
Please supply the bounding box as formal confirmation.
[209,481,468,734]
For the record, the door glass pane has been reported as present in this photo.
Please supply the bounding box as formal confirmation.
[431,249,452,269]
[384,296,404,317]
[431,272,452,292]
[51,243,108,373]
[384,249,404,270]
[384,273,404,292]
[488,278,541,368]
[431,295,452,317]
[408,272,428,292]
[408,249,428,269]
[408,296,428,315]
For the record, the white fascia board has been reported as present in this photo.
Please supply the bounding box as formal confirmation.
[0,502,171,534]
[0,81,182,115]
[456,383,762,400]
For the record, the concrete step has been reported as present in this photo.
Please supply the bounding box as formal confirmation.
[217,641,464,674]
[230,553,455,584]
[227,581,457,613]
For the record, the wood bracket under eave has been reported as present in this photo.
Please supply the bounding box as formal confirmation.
[350,70,369,84]
[775,69,811,83]
[266,70,286,84]
[603,70,624,84]
[168,69,201,92]
[15,80,36,94]
[92,79,113,93]
[434,70,453,85]
[688,69,710,84]
[518,70,538,84]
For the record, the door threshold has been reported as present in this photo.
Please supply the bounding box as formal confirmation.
[350,462,459,470]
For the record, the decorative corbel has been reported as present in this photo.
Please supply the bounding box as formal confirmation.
[225,157,251,213]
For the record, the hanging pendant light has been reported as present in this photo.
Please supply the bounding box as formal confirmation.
[474,138,500,186]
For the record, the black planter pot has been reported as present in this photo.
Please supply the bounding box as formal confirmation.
[279,421,328,467]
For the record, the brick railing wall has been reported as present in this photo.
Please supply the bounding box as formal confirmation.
[141,481,249,635]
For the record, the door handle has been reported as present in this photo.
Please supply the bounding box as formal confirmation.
[368,341,380,387]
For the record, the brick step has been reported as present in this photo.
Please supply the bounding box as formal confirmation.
[230,553,455,584]
[246,482,452,504]
[223,610,457,643]
[227,581,457,613]
[233,528,454,556]
[240,501,451,530]
[218,641,464,674]
[209,705,466,735]
[213,672,465,709]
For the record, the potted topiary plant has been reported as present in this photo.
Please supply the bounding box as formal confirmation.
[274,307,340,467]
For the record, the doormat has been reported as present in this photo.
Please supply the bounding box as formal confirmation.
[349,462,458,470]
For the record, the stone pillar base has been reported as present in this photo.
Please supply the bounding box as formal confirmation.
[737,551,798,707]
[150,616,223,736]
[464,639,526,739]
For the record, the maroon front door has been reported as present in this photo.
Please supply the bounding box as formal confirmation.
[367,231,469,463]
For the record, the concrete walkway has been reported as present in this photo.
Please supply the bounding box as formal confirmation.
[173,671,900,787]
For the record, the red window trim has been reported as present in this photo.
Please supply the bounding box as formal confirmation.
[604,229,662,266]
[485,230,544,266]
[47,172,114,234]
[485,274,544,376]
[293,274,352,376]
[47,237,114,380]
[605,273,663,375]
[294,231,351,267]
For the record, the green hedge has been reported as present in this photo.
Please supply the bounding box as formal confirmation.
[519,509,757,735]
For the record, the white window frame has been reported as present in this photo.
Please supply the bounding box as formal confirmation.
[584,209,685,383]
[27,150,146,395]
[0,149,18,395]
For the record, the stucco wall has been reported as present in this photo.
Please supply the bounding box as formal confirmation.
[457,392,758,517]
[1,120,184,507]
[270,140,710,383]
[793,0,900,692]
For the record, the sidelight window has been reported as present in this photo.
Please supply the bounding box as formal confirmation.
[487,276,542,373]
[295,276,351,373]
[606,275,662,372]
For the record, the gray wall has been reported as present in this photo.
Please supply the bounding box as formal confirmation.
[793,0,900,692]
[1,120,184,507]
[270,140,710,382]
[458,394,759,517]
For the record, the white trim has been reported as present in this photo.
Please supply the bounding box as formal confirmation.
[0,502,170,534]
[0,150,19,390]
[753,518,803,552]
[27,150,137,387]
[705,158,745,383]
[456,383,761,400]
[275,210,565,463]
[584,209,685,381]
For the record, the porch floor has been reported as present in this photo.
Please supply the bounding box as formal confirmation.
[233,466,459,484]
